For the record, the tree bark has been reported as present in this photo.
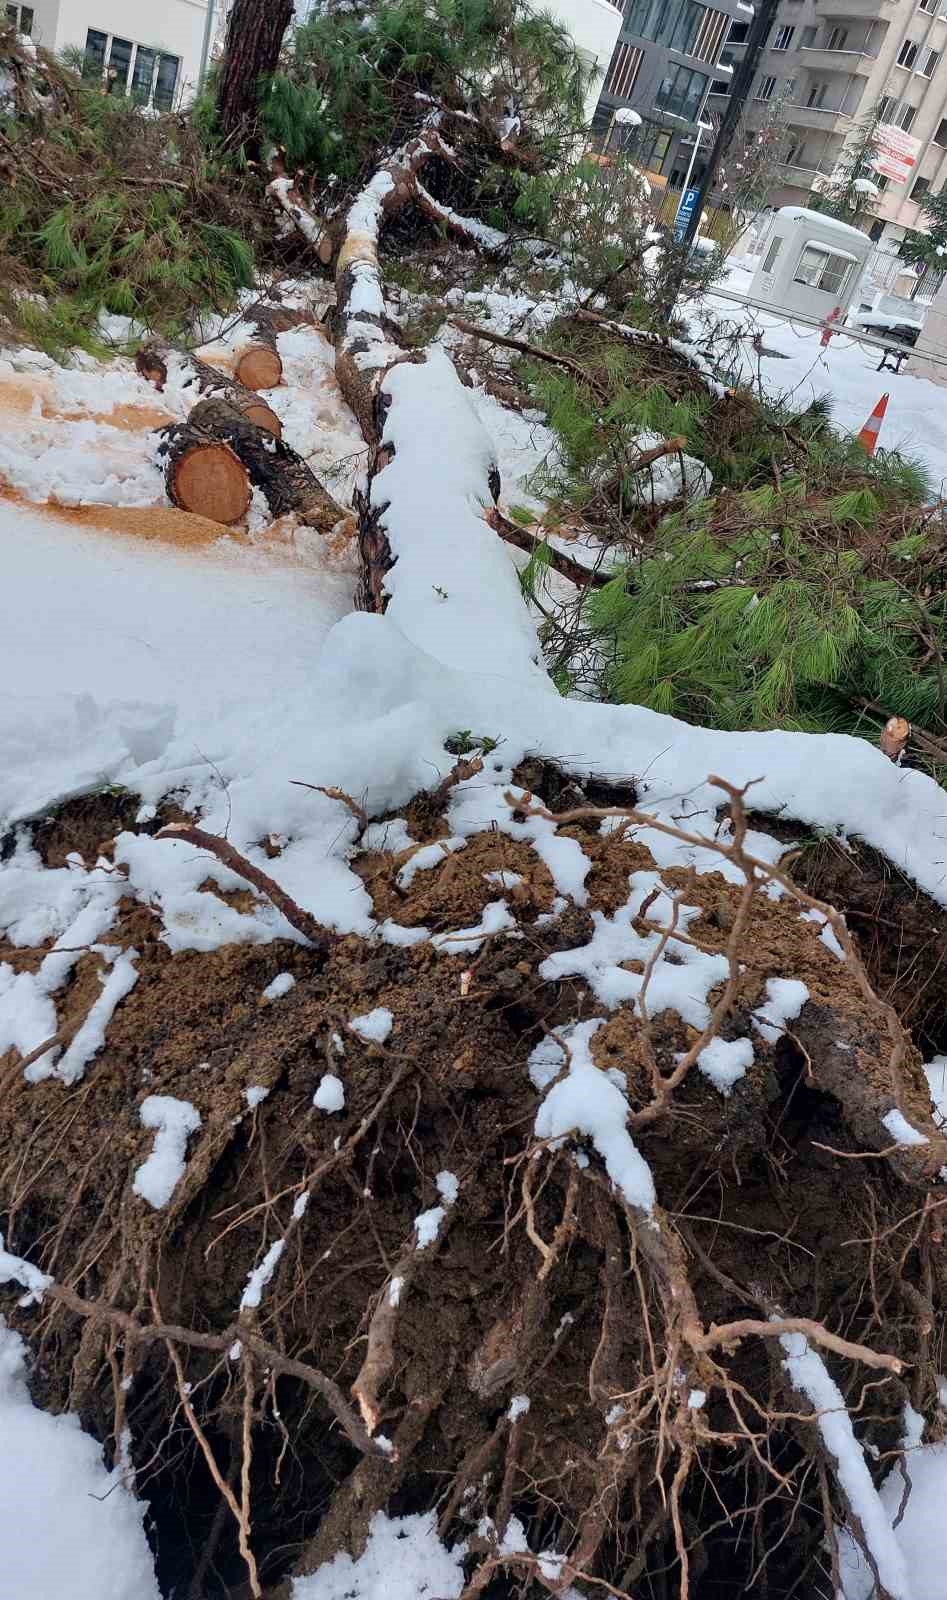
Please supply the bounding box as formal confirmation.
[216,0,295,156]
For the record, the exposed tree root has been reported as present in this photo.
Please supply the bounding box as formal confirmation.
[3,761,944,1598]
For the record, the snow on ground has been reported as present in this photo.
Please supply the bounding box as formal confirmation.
[0,300,365,519]
[688,262,947,488]
[0,1321,161,1600]
[0,501,353,824]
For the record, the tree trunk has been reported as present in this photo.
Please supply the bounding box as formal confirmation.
[186,398,344,532]
[216,0,295,155]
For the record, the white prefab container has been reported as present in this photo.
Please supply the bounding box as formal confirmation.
[749,208,872,321]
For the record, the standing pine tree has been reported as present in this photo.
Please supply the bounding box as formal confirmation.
[216,0,294,157]
[810,102,884,228]
[898,188,947,291]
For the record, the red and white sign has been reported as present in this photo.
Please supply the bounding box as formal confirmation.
[873,124,922,186]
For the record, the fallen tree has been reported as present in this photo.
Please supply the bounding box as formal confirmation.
[6,10,947,1600]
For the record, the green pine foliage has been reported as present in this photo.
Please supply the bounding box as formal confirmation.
[899,186,947,276]
[262,0,586,183]
[586,472,946,737]
[0,45,257,356]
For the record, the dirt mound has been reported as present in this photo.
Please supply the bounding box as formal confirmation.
[2,771,945,1599]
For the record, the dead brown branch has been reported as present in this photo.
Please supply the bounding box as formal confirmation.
[156,822,333,952]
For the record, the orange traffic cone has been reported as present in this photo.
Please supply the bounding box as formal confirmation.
[856,393,889,455]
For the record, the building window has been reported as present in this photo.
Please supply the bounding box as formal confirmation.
[689,7,730,64]
[773,24,795,49]
[784,75,797,97]
[919,0,937,12]
[756,73,777,100]
[655,62,709,119]
[876,174,889,190]
[919,46,939,76]
[710,76,731,93]
[666,0,700,53]
[82,29,180,110]
[878,95,917,129]
[762,237,782,271]
[792,244,853,296]
[727,20,749,41]
[934,117,947,146]
[637,126,673,170]
[5,4,33,33]
[911,175,932,199]
[604,38,644,97]
[806,80,829,106]
[826,26,849,49]
[624,0,676,43]
[801,25,817,45]
[106,35,133,94]
[897,38,919,68]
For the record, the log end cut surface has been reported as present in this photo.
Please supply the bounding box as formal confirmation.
[170,442,252,526]
[236,345,283,391]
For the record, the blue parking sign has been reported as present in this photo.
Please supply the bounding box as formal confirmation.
[673,186,701,241]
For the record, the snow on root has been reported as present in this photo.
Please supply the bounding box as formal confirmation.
[291,1509,464,1599]
[533,1020,656,1212]
[780,1329,911,1600]
[32,948,139,1087]
[0,1322,161,1600]
[539,869,728,1022]
[349,1007,394,1043]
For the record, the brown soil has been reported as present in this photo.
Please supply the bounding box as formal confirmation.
[1,776,944,1600]
[755,813,947,1060]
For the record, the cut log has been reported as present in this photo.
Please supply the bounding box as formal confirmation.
[185,397,343,532]
[185,381,282,438]
[159,428,252,526]
[234,342,282,391]
[235,308,285,391]
[136,346,283,437]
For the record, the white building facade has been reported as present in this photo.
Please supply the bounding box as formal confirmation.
[11,0,210,109]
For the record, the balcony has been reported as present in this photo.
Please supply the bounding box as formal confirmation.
[817,0,895,15]
[782,99,853,130]
[798,44,879,72]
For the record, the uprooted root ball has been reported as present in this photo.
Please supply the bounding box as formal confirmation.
[1,771,945,1600]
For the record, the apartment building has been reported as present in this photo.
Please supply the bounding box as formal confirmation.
[7,0,211,109]
[708,0,947,248]
[590,0,751,187]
